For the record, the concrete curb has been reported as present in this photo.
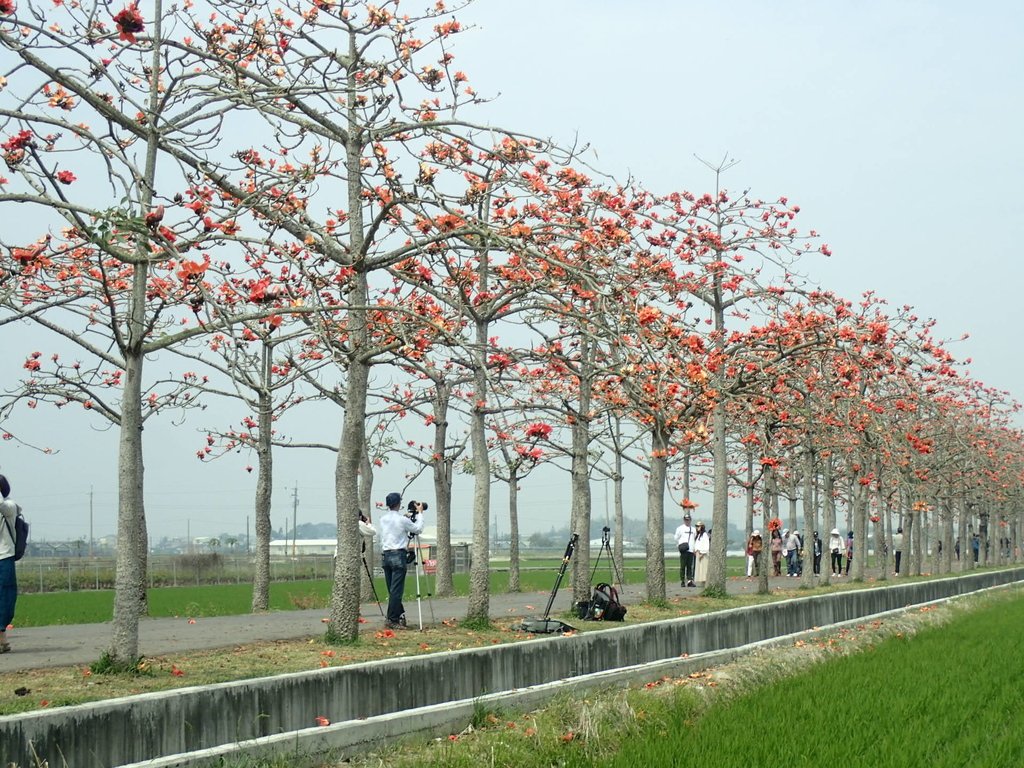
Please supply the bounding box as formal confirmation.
[126,580,1022,768]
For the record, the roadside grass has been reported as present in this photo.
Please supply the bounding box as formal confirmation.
[318,586,1024,768]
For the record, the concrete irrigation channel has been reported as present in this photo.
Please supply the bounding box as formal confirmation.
[3,568,1022,767]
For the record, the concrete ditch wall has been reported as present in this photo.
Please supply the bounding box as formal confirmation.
[3,568,1022,768]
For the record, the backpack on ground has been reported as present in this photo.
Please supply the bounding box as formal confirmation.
[2,505,28,561]
[583,582,626,622]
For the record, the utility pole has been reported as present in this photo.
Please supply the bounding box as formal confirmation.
[292,484,299,557]
[89,486,94,557]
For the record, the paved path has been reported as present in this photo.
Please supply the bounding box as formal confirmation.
[0,572,855,672]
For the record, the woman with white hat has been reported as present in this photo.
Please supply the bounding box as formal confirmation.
[828,528,844,576]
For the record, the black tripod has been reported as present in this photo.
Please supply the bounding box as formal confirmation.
[361,540,384,617]
[589,526,625,596]
[520,533,578,634]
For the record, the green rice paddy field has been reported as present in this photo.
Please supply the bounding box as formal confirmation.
[328,587,1024,768]
[604,591,1024,768]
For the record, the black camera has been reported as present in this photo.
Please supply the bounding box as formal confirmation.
[406,500,428,521]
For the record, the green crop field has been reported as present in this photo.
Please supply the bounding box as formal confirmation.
[14,555,732,627]
[601,592,1024,767]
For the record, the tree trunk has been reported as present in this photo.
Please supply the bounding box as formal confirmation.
[327,268,369,641]
[706,396,729,594]
[569,334,594,605]
[251,378,273,612]
[466,316,491,623]
[645,426,668,602]
[755,455,771,595]
[110,347,147,665]
[820,457,835,587]
[851,475,867,581]
[109,24,162,662]
[507,468,521,592]
[358,448,375,604]
[569,418,593,605]
[613,444,625,579]
[800,448,816,588]
[432,385,455,597]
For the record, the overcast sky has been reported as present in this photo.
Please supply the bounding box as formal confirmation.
[2,0,1022,543]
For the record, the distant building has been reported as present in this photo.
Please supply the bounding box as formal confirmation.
[269,539,337,557]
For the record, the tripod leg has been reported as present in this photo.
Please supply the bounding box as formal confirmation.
[607,542,626,596]
[588,546,604,583]
[362,555,384,617]
[411,543,423,630]
[413,534,436,624]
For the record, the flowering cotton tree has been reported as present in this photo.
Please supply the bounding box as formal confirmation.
[387,144,640,617]
[485,415,551,592]
[379,347,472,598]
[0,0,301,665]
[602,293,711,601]
[144,0,581,633]
[641,167,830,595]
[175,269,324,612]
[491,176,648,604]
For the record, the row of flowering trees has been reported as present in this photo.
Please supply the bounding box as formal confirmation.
[2,0,1022,667]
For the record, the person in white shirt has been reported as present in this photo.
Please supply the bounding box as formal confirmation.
[333,513,376,561]
[785,529,801,577]
[674,512,696,587]
[0,474,19,653]
[378,492,425,630]
[828,528,844,576]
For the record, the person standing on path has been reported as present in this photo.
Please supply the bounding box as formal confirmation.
[893,527,904,575]
[674,511,696,587]
[692,521,710,587]
[378,492,425,630]
[785,529,801,577]
[812,531,823,576]
[828,528,844,576]
[0,474,19,654]
[770,529,784,576]
[746,530,763,578]
[845,531,854,576]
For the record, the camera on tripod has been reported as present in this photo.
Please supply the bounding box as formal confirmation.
[406,500,428,521]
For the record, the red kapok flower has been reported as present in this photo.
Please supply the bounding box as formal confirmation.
[1,130,33,152]
[523,422,552,439]
[56,170,76,184]
[680,498,698,510]
[0,0,16,16]
[767,517,782,532]
[113,4,145,43]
